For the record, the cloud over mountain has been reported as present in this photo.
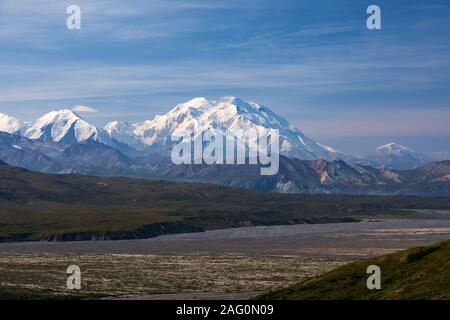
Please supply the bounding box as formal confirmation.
[72,105,98,113]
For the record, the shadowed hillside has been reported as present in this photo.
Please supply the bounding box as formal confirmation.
[257,240,450,300]
[1,160,450,242]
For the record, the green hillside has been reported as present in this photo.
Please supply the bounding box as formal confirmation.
[257,240,450,300]
[1,161,450,242]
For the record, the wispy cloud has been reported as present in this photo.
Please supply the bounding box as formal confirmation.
[1,0,449,155]
[0,0,230,46]
[226,24,355,49]
[72,105,98,113]
[0,47,448,103]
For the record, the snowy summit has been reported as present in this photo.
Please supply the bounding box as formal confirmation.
[0,113,23,134]
[104,96,345,161]
[20,109,99,144]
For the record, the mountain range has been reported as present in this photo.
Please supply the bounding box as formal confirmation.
[4,157,450,242]
[103,96,346,160]
[0,97,448,195]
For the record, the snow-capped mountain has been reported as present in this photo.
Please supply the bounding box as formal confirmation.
[363,143,430,170]
[104,120,147,150]
[4,98,346,161]
[18,109,134,154]
[20,109,99,144]
[105,96,345,160]
[0,113,23,134]
[2,99,449,196]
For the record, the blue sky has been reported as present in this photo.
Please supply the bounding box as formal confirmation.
[1,0,449,157]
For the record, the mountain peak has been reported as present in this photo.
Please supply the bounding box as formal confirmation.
[222,95,237,100]
[0,112,23,134]
[105,120,132,131]
[219,96,241,104]
[217,96,258,112]
[104,120,146,150]
[181,97,212,109]
[42,109,82,121]
[376,142,411,152]
[180,96,253,112]
[21,108,97,143]
[105,96,345,161]
[365,142,429,170]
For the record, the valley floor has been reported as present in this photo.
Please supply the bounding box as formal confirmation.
[0,218,449,299]
[0,254,345,299]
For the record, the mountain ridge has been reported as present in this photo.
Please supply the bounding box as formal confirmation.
[0,128,449,195]
[0,98,440,169]
[2,160,450,242]
[103,96,346,161]
[0,97,447,195]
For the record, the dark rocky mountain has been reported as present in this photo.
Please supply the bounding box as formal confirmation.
[147,155,450,196]
[2,159,450,242]
[0,131,135,176]
[0,160,361,241]
[55,140,136,175]
[1,131,450,195]
[0,131,62,172]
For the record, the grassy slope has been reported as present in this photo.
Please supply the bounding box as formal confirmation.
[257,240,450,300]
[1,162,450,241]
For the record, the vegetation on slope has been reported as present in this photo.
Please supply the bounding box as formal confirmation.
[0,254,345,300]
[257,240,450,300]
[1,161,450,241]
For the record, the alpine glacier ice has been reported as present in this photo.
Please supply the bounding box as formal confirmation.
[104,96,345,160]
[20,109,98,143]
[19,109,120,150]
[0,113,23,134]
[104,120,147,150]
